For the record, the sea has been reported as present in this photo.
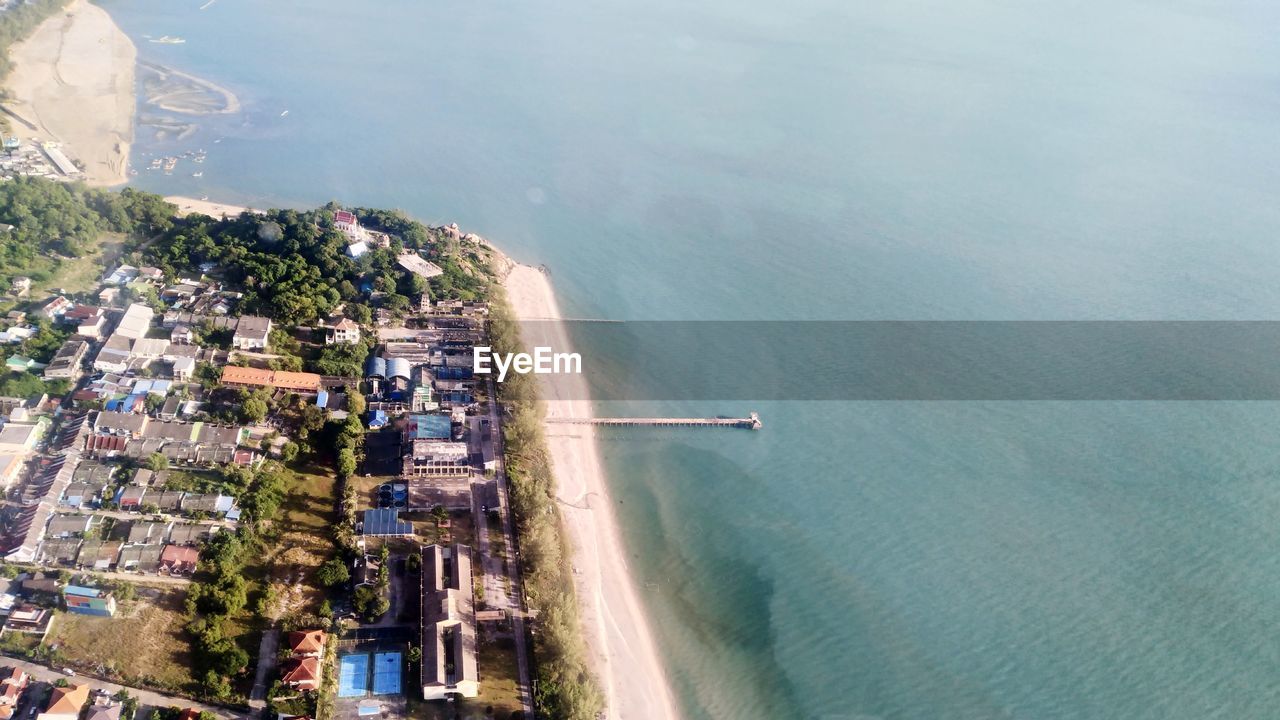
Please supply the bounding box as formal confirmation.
[99,0,1280,718]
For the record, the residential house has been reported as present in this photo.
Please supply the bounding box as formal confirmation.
[37,683,90,720]
[287,630,327,658]
[169,324,194,345]
[115,545,163,573]
[280,657,321,692]
[63,306,106,338]
[4,605,52,638]
[93,411,148,438]
[84,699,121,720]
[36,296,72,320]
[93,334,133,374]
[76,540,122,571]
[420,544,479,700]
[325,319,361,345]
[125,521,170,545]
[158,545,199,576]
[117,486,147,511]
[45,514,96,539]
[0,422,42,454]
[0,667,29,720]
[180,494,233,516]
[42,340,90,380]
[37,538,81,566]
[231,316,271,350]
[63,585,116,617]
[166,523,215,546]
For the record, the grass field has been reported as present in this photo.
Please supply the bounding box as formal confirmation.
[45,589,195,692]
[261,463,336,618]
[28,233,126,298]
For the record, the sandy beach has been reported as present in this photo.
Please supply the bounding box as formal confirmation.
[6,0,136,185]
[165,195,258,218]
[503,263,680,720]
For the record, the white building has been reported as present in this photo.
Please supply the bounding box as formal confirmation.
[326,319,361,345]
[115,304,154,340]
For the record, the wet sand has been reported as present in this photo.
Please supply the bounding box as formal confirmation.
[6,0,136,185]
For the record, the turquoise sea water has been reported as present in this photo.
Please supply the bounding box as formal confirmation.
[100,0,1280,717]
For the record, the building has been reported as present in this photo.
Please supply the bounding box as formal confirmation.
[8,277,30,296]
[287,629,327,657]
[37,296,73,320]
[333,209,362,240]
[326,319,361,345]
[232,316,271,350]
[403,440,470,477]
[63,585,116,617]
[0,422,42,454]
[84,700,121,720]
[361,508,414,537]
[0,667,29,720]
[36,683,89,720]
[281,656,321,691]
[396,253,443,279]
[63,306,106,338]
[158,545,199,575]
[3,604,53,637]
[114,304,154,340]
[170,324,194,345]
[220,366,321,393]
[42,340,89,380]
[420,544,478,700]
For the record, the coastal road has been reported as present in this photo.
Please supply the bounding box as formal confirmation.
[486,376,535,717]
[1,657,247,720]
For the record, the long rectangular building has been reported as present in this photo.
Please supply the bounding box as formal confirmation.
[220,366,321,392]
[420,544,478,700]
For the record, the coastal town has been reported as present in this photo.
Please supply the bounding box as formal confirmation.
[0,0,680,718]
[0,203,544,720]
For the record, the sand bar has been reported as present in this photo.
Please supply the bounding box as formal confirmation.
[6,0,135,185]
[503,262,681,720]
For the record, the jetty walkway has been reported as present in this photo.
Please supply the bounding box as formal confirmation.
[547,412,762,430]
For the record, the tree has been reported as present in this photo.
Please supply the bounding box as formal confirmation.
[146,452,168,472]
[280,441,299,463]
[407,645,421,664]
[242,397,268,424]
[431,505,449,525]
[336,448,356,478]
[316,558,349,587]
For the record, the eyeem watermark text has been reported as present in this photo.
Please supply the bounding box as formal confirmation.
[473,346,582,382]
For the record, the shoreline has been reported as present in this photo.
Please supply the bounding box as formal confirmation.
[6,0,135,186]
[502,261,681,720]
[164,195,258,218]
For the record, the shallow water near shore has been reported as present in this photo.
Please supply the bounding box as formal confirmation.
[101,0,1280,717]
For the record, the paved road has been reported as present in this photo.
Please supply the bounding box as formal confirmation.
[486,377,535,717]
[0,657,247,720]
[248,626,279,713]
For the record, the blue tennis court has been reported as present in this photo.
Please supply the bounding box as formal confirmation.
[337,653,371,698]
[371,652,402,695]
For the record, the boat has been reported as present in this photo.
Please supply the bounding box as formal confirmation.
[150,36,186,44]
[192,172,203,177]
[280,110,289,117]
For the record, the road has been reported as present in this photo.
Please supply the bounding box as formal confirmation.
[485,376,535,717]
[248,626,278,714]
[0,657,247,720]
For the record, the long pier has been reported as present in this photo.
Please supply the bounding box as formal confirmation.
[547,412,761,430]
